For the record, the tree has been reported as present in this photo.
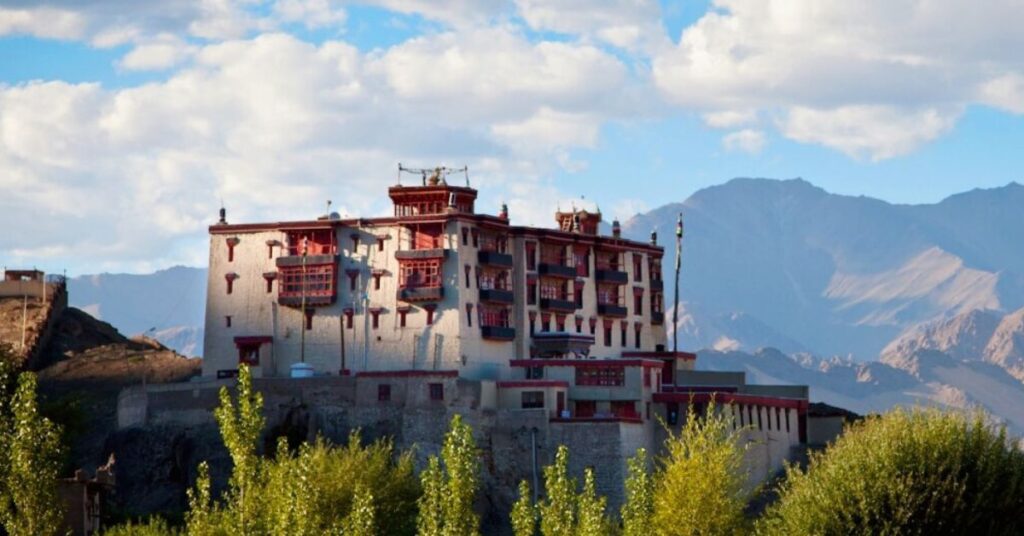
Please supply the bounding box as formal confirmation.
[532,445,612,536]
[621,448,653,536]
[652,401,750,536]
[757,407,1024,535]
[0,371,65,536]
[342,484,376,536]
[575,468,610,536]
[213,364,265,535]
[511,480,536,536]
[417,414,481,536]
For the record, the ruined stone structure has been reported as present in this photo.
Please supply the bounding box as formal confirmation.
[120,168,810,519]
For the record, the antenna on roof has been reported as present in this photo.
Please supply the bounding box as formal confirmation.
[326,199,332,216]
[397,163,402,185]
[464,166,470,187]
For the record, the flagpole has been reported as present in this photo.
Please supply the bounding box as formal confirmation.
[673,213,683,355]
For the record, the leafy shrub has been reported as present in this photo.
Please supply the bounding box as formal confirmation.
[758,407,1024,535]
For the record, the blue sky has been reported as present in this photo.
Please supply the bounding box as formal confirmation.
[2,1,1023,275]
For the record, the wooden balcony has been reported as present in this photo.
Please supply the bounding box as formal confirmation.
[597,303,628,317]
[651,311,665,325]
[540,298,576,313]
[479,288,514,304]
[477,250,513,268]
[538,263,575,279]
[481,325,516,341]
[595,268,628,284]
[275,254,338,267]
[397,286,443,302]
[395,248,447,260]
[649,279,664,292]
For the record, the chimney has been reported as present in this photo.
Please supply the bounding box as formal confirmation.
[650,229,657,246]
[499,203,509,220]
[612,219,621,238]
[218,206,227,225]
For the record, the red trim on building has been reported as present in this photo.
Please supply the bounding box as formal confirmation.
[355,370,459,378]
[509,359,664,369]
[621,351,698,361]
[233,336,273,345]
[652,392,809,410]
[550,416,644,424]
[496,380,570,389]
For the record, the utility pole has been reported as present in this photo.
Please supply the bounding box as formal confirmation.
[673,213,684,355]
[20,291,28,352]
[300,237,308,363]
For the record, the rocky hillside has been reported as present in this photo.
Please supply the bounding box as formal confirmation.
[624,178,1024,360]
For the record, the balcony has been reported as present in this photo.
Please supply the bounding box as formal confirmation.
[481,325,516,341]
[398,286,443,302]
[650,279,664,292]
[478,250,513,268]
[598,303,628,317]
[479,288,514,304]
[651,311,665,325]
[540,298,576,313]
[538,263,575,279]
[595,269,628,284]
[395,248,447,260]
[275,254,338,267]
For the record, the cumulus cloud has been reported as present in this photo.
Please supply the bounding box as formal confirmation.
[722,129,765,155]
[653,0,1024,159]
[0,7,86,39]
[0,29,632,271]
[514,0,669,53]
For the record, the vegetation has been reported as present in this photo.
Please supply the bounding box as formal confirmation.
[758,407,1024,535]
[0,343,66,536]
[510,445,614,536]
[651,402,752,535]
[417,414,482,536]
[620,449,653,536]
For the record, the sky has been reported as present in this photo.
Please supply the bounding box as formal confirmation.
[2,0,1024,276]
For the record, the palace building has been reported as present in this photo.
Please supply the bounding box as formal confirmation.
[198,168,810,480]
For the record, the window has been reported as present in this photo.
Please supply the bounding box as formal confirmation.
[373,272,382,290]
[574,246,590,277]
[603,325,612,346]
[526,366,544,379]
[527,281,537,305]
[268,244,274,259]
[348,270,359,291]
[398,260,441,288]
[227,241,236,262]
[620,321,627,346]
[225,315,232,328]
[521,391,545,409]
[574,283,584,308]
[378,384,391,402]
[238,344,258,365]
[555,314,566,332]
[371,309,380,329]
[377,237,385,251]
[225,275,235,294]
[575,400,596,418]
[611,401,638,418]
[471,228,479,248]
[541,313,551,332]
[634,323,642,349]
[464,265,471,288]
[576,366,625,386]
[429,383,443,401]
[466,303,474,327]
[529,317,536,335]
[525,242,537,270]
[265,277,273,293]
[462,228,469,246]
[633,253,643,282]
[399,308,408,328]
[633,287,644,314]
[646,402,651,420]
[589,318,597,335]
[575,316,583,333]
[344,310,354,329]
[305,309,314,330]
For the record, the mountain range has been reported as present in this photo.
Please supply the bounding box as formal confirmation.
[64,178,1024,435]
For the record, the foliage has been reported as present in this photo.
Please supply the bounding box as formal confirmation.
[620,449,653,536]
[757,407,1024,536]
[510,480,536,536]
[172,364,419,535]
[652,401,751,536]
[212,364,265,534]
[417,414,481,536]
[0,371,66,536]
[529,445,613,536]
[102,517,177,535]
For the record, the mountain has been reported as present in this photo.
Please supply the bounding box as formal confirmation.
[699,347,1024,438]
[624,178,1024,360]
[68,266,207,356]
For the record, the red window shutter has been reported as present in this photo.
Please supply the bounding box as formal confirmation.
[305,309,314,330]
[344,308,354,329]
[424,304,436,325]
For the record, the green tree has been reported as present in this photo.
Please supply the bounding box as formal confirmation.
[417,414,481,536]
[510,480,536,536]
[213,364,265,535]
[621,448,653,536]
[343,484,376,536]
[0,372,66,536]
[537,446,576,536]
[575,468,610,536]
[757,407,1024,535]
[653,401,750,536]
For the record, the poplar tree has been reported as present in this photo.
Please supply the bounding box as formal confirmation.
[343,485,376,536]
[213,364,266,535]
[537,446,576,536]
[417,414,481,536]
[575,468,610,536]
[0,372,65,536]
[621,449,653,536]
[510,480,536,536]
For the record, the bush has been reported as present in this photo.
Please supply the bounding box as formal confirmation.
[758,407,1024,535]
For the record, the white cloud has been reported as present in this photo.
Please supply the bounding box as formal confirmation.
[119,36,197,71]
[979,73,1024,114]
[0,30,636,272]
[722,128,765,155]
[514,0,669,53]
[703,109,756,128]
[779,106,958,161]
[274,0,347,29]
[653,0,1024,159]
[0,7,86,39]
